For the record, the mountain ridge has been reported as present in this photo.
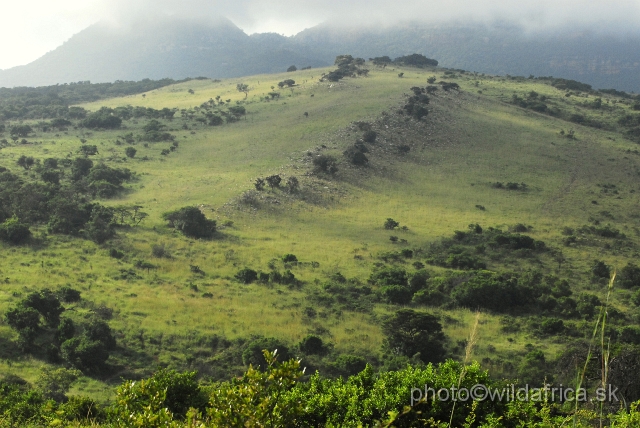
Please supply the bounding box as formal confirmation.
[1,18,639,92]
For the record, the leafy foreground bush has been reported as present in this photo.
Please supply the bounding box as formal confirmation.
[3,350,640,427]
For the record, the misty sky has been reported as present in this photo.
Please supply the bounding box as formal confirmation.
[2,0,640,70]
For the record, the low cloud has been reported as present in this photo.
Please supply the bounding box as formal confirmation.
[99,0,640,34]
[2,0,639,69]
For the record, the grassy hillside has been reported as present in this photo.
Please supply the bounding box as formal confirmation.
[1,62,640,405]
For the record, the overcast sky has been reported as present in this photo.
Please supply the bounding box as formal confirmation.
[2,0,640,70]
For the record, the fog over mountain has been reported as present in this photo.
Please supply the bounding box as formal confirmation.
[1,0,639,91]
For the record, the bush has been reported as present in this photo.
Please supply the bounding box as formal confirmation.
[312,155,338,174]
[78,145,98,156]
[163,206,216,238]
[242,338,291,368]
[0,216,31,244]
[331,355,368,376]
[70,157,94,181]
[344,146,368,166]
[362,130,377,143]
[299,335,326,355]
[618,263,640,288]
[85,206,116,244]
[235,268,258,284]
[282,254,298,263]
[382,309,446,363]
[370,267,408,286]
[384,218,399,230]
[592,260,611,279]
[125,147,137,158]
[393,54,438,68]
[381,285,413,304]
[58,286,81,303]
[81,108,122,129]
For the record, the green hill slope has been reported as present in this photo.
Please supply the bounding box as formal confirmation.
[1,63,640,405]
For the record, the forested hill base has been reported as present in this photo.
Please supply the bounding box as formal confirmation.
[2,56,640,425]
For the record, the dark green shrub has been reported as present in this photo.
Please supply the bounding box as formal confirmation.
[618,263,640,288]
[382,309,446,363]
[0,216,31,244]
[384,218,399,230]
[381,285,413,304]
[331,355,368,376]
[235,268,258,284]
[539,318,564,336]
[312,155,338,175]
[370,267,407,286]
[362,130,377,143]
[299,335,326,355]
[592,260,611,279]
[85,206,116,244]
[343,146,369,166]
[242,338,291,368]
[70,157,93,181]
[163,206,216,238]
[81,108,122,129]
[282,254,298,263]
[57,286,81,303]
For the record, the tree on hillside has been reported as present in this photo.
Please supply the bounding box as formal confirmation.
[278,79,296,88]
[236,83,249,99]
[287,65,297,72]
[163,206,216,238]
[312,154,338,175]
[10,124,33,138]
[372,56,392,67]
[382,309,446,363]
[394,54,438,68]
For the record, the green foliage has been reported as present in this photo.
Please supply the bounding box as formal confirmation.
[35,367,80,402]
[61,320,116,372]
[277,79,295,88]
[78,144,98,156]
[85,205,116,244]
[384,217,399,230]
[125,147,137,158]
[0,215,31,244]
[0,78,186,121]
[330,354,368,377]
[71,157,94,181]
[9,124,32,137]
[282,253,298,263]
[242,339,292,369]
[312,154,338,174]
[235,267,258,284]
[113,369,205,420]
[5,306,41,346]
[81,107,122,129]
[370,266,408,286]
[298,335,326,355]
[393,53,439,68]
[343,144,369,165]
[618,263,640,288]
[382,309,446,363]
[402,86,430,119]
[323,55,369,82]
[163,206,216,238]
[592,259,611,279]
[16,155,35,169]
[208,350,304,427]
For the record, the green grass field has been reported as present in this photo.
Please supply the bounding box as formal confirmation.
[2,64,640,400]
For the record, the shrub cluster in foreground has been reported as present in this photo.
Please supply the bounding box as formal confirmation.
[2,350,640,427]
